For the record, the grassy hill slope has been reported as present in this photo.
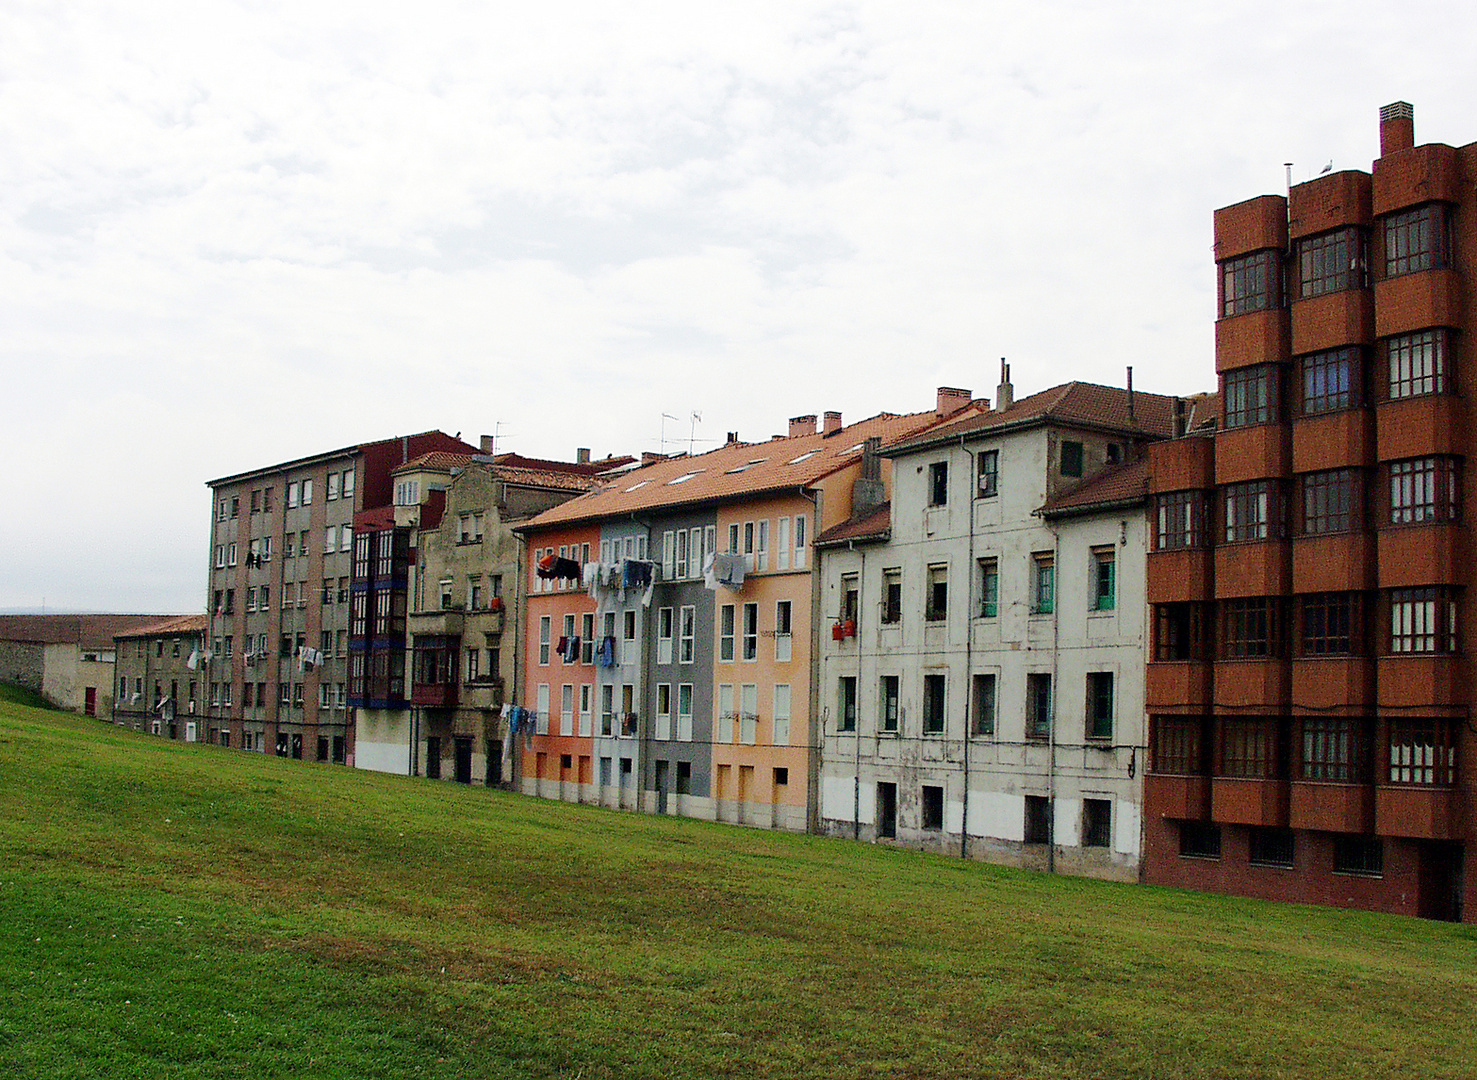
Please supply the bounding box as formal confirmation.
[0,703,1473,1079]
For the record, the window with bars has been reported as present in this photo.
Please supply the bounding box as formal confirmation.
[1299,469,1357,535]
[1296,227,1365,298]
[1151,716,1207,775]
[1333,836,1384,877]
[1219,249,1281,317]
[1179,822,1221,860]
[1299,347,1360,414]
[1388,587,1459,653]
[1299,592,1364,655]
[1223,365,1277,428]
[1387,718,1457,786]
[1218,717,1279,778]
[1385,329,1451,399]
[1300,717,1369,783]
[1248,828,1295,868]
[1224,480,1281,542]
[1155,491,1208,550]
[1221,597,1285,659]
[1387,457,1460,525]
[1382,203,1450,277]
[1154,603,1211,661]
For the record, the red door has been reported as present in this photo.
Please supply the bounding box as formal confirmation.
[84,687,97,717]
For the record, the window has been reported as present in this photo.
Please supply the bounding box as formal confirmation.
[1300,469,1357,534]
[1221,597,1285,659]
[740,684,758,745]
[674,529,688,579]
[657,607,673,664]
[1248,829,1295,868]
[717,684,734,743]
[600,685,614,737]
[880,676,899,734]
[1091,548,1115,611]
[1386,329,1451,399]
[1152,716,1206,775]
[922,673,946,734]
[300,479,312,505]
[326,472,340,500]
[1300,593,1364,655]
[1060,440,1083,477]
[928,461,948,506]
[977,450,998,498]
[1388,457,1460,525]
[1389,587,1459,653]
[971,673,995,737]
[882,568,902,624]
[925,564,948,622]
[341,470,354,500]
[1333,836,1384,877]
[793,514,807,569]
[1383,203,1450,277]
[1024,796,1052,845]
[719,605,735,661]
[538,616,551,665]
[465,648,479,682]
[677,684,694,742]
[1156,491,1207,550]
[841,575,859,624]
[1300,717,1368,783]
[1179,822,1222,860]
[1219,717,1278,778]
[1219,249,1280,317]
[1086,672,1114,740]
[582,613,594,665]
[679,606,696,664]
[755,520,769,572]
[1082,799,1111,849]
[1300,347,1360,414]
[1026,674,1052,740]
[287,481,299,508]
[837,677,857,732]
[1224,480,1280,542]
[1155,603,1210,661]
[921,786,944,831]
[1296,227,1365,298]
[1223,365,1276,428]
[774,601,792,663]
[324,526,337,554]
[622,611,636,641]
[776,516,790,570]
[772,684,790,745]
[394,480,419,506]
[741,603,758,661]
[227,543,237,567]
[1030,553,1054,614]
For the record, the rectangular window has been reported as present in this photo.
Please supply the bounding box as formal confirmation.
[1082,799,1112,849]
[1152,716,1206,775]
[1156,491,1207,550]
[582,614,595,665]
[324,526,337,554]
[925,564,948,622]
[922,673,946,734]
[676,683,693,742]
[928,461,948,506]
[1248,828,1295,868]
[1297,227,1365,298]
[719,604,735,661]
[535,684,550,736]
[777,516,791,570]
[1060,440,1083,477]
[977,449,999,498]
[661,531,675,580]
[756,520,769,572]
[1179,822,1222,859]
[300,479,312,505]
[1300,469,1357,534]
[657,608,673,665]
[727,522,740,555]
[1086,672,1114,740]
[837,677,857,732]
[921,786,944,831]
[880,675,899,733]
[1024,796,1052,845]
[1221,597,1285,659]
[1219,249,1280,317]
[740,684,758,745]
[1383,203,1450,277]
[973,558,998,618]
[742,522,755,570]
[341,470,354,500]
[1091,548,1115,611]
[679,605,696,664]
[1300,593,1364,656]
[287,481,299,508]
[560,684,574,737]
[1386,329,1451,399]
[538,616,551,665]
[882,567,902,624]
[326,472,339,500]
[1026,673,1051,740]
[1300,347,1360,414]
[741,603,758,661]
[774,600,792,663]
[1388,457,1460,525]
[841,575,859,624]
[600,685,614,737]
[1031,553,1054,614]
[1223,365,1276,428]
[971,673,995,737]
[793,514,807,569]
[1224,480,1280,542]
[656,683,672,741]
[622,610,636,642]
[1300,717,1368,783]
[1333,836,1384,877]
[1389,587,1459,654]
[1219,717,1278,778]
[675,528,688,579]
[772,683,791,746]
[575,681,591,734]
[717,684,734,743]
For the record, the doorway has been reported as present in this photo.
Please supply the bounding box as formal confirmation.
[655,760,669,814]
[1419,842,1464,922]
[454,737,473,784]
[486,739,503,786]
[426,736,442,779]
[877,782,897,839]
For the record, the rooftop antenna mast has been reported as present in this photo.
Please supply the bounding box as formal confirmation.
[689,411,702,456]
[660,413,680,455]
[1284,162,1293,196]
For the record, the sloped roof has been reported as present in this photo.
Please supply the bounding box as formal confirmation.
[114,615,208,640]
[887,382,1183,455]
[814,502,892,548]
[393,451,479,475]
[491,452,636,476]
[491,464,603,492]
[0,614,179,650]
[522,411,938,531]
[1040,459,1150,519]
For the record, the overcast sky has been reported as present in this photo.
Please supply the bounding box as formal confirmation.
[2,1,1472,613]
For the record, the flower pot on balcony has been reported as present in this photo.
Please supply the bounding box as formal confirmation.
[832,623,845,641]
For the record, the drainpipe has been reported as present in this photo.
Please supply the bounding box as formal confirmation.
[801,486,823,834]
[634,514,654,814]
[510,536,524,791]
[1046,517,1061,875]
[960,434,974,860]
[849,539,863,841]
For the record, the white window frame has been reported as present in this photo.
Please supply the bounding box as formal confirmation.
[740,684,758,745]
[679,605,696,664]
[656,683,672,741]
[677,683,694,742]
[536,684,550,735]
[560,684,574,737]
[717,684,734,744]
[773,683,791,746]
[657,607,674,665]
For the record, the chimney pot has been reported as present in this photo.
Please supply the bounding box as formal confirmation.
[994,358,1015,413]
[935,386,972,417]
[788,414,818,438]
[1380,101,1415,156]
[822,411,842,435]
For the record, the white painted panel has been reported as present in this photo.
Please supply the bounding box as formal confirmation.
[969,790,1023,841]
[1054,797,1081,847]
[823,775,874,824]
[944,797,964,835]
[1115,800,1142,857]
[356,739,410,775]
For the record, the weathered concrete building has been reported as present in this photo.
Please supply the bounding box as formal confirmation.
[0,613,171,717]
[111,615,209,739]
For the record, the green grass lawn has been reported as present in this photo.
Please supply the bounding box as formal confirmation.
[0,702,1472,1079]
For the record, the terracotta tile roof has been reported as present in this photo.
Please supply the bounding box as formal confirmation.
[114,615,209,640]
[815,502,892,547]
[522,411,939,530]
[393,451,479,475]
[491,465,603,492]
[0,614,182,650]
[886,381,1186,455]
[1039,459,1150,518]
[490,452,636,476]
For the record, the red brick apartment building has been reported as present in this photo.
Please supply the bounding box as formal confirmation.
[1145,103,1476,921]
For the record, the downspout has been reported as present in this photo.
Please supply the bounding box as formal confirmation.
[801,485,823,834]
[960,435,974,860]
[510,535,525,791]
[850,539,863,842]
[634,514,654,814]
[1046,516,1061,875]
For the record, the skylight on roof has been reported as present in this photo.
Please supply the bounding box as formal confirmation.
[786,450,820,465]
[624,481,650,493]
[725,458,769,474]
[842,442,864,455]
[667,470,704,485]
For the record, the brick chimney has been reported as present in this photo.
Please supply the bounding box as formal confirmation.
[480,435,495,454]
[822,410,842,435]
[789,414,817,437]
[994,359,1014,413]
[1380,101,1414,156]
[576,447,591,464]
[935,386,971,417]
[727,431,740,445]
